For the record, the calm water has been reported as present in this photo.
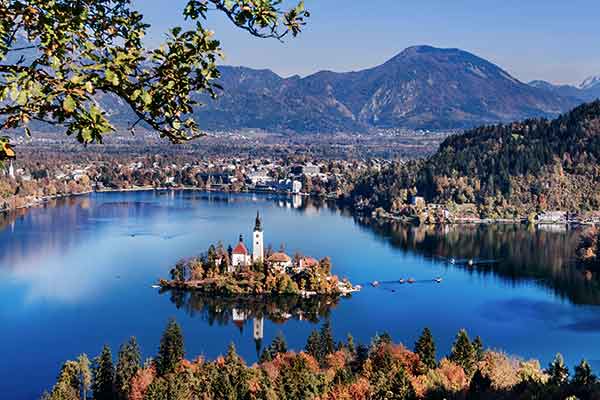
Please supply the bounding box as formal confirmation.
[2,191,600,399]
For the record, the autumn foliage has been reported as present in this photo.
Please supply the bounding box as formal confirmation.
[44,320,600,400]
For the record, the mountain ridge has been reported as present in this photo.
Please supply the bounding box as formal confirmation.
[192,45,579,132]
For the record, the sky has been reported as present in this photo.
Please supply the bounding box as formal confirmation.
[134,0,600,85]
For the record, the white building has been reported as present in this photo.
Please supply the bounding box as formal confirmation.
[230,235,251,271]
[230,213,265,272]
[267,252,292,272]
[253,212,264,263]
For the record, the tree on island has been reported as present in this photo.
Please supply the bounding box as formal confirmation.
[0,0,310,159]
[155,319,185,376]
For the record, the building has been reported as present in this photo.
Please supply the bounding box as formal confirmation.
[537,211,567,224]
[267,252,292,272]
[230,235,251,271]
[253,212,264,263]
[230,213,265,272]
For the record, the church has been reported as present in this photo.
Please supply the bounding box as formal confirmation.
[229,212,265,272]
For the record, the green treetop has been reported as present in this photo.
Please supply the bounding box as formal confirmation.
[92,345,115,400]
[115,337,141,400]
[155,318,185,376]
[449,328,476,376]
[573,359,597,386]
[547,353,569,386]
[414,327,436,371]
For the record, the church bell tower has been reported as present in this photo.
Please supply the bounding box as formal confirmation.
[253,211,264,263]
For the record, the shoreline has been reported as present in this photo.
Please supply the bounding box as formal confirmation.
[3,187,598,228]
[364,208,599,227]
[158,279,359,298]
[0,185,307,214]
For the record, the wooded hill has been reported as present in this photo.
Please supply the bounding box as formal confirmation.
[349,101,600,218]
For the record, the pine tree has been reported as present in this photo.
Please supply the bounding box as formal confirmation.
[92,345,115,400]
[414,328,436,371]
[50,360,81,400]
[305,330,322,362]
[573,359,595,386]
[320,321,335,357]
[472,336,484,362]
[115,337,141,400]
[449,329,476,375]
[155,319,185,376]
[547,353,569,386]
[77,354,92,400]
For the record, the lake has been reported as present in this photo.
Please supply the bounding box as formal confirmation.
[1,191,600,399]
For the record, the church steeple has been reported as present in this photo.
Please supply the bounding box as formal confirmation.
[254,211,262,232]
[252,212,264,263]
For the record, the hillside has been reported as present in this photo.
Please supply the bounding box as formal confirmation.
[348,101,600,218]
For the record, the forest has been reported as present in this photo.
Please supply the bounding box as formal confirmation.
[347,101,600,219]
[42,319,600,400]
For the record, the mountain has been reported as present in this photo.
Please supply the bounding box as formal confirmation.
[193,46,579,132]
[529,75,600,103]
[580,75,600,90]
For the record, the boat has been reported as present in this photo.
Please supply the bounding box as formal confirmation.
[151,284,161,289]
[371,281,380,287]
[407,278,416,284]
[434,277,443,283]
[468,259,474,266]
[399,278,405,284]
[449,258,456,264]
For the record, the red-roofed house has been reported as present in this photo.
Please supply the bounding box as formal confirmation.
[267,252,292,272]
[230,234,251,272]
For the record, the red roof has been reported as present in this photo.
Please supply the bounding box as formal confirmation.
[232,242,248,255]
[268,252,291,263]
[301,257,319,268]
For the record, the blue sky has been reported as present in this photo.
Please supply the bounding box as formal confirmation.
[134,0,600,85]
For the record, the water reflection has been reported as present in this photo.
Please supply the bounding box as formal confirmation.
[161,289,342,354]
[355,218,600,305]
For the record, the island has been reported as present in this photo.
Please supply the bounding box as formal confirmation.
[159,212,360,296]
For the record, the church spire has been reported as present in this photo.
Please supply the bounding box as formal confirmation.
[254,211,262,232]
